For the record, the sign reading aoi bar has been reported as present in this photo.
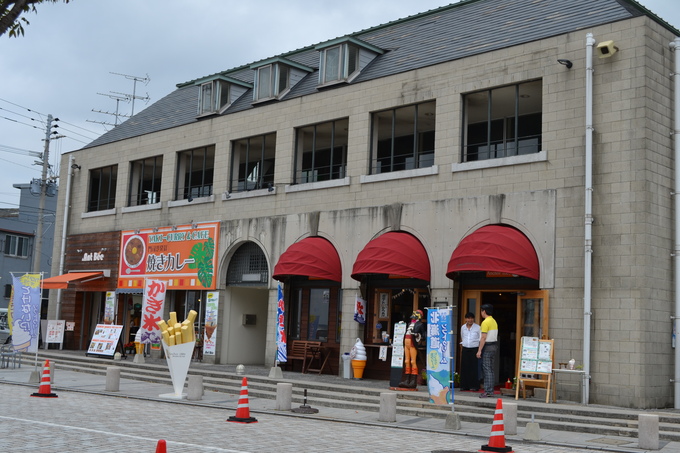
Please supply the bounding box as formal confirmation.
[118,222,220,290]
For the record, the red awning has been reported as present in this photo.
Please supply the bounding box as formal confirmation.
[273,237,342,282]
[351,232,430,281]
[446,225,539,280]
[41,272,105,289]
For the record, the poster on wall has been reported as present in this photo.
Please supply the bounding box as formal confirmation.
[117,222,220,291]
[141,279,167,349]
[203,291,219,356]
[87,324,123,356]
[426,308,453,405]
[104,291,116,324]
[10,273,41,353]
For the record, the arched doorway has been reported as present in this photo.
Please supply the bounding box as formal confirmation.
[273,237,343,373]
[352,231,431,379]
[448,225,546,388]
[221,242,269,365]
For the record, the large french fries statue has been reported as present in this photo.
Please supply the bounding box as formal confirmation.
[157,310,197,399]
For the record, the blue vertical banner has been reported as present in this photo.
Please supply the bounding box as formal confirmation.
[11,273,42,353]
[276,284,287,363]
[426,308,453,405]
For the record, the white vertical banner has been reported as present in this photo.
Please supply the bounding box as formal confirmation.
[140,279,167,346]
[11,273,42,353]
[203,291,219,355]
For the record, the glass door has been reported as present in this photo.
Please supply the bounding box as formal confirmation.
[516,290,549,353]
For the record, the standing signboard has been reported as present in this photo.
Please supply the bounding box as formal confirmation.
[389,321,407,388]
[45,320,66,349]
[515,336,554,403]
[87,324,123,356]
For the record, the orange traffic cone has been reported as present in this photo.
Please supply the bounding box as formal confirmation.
[227,377,258,423]
[480,398,513,452]
[31,360,58,398]
[155,439,167,453]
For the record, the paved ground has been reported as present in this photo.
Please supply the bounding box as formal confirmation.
[1,359,678,452]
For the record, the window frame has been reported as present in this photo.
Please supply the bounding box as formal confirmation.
[462,79,542,163]
[4,234,29,257]
[87,164,118,212]
[174,147,215,201]
[128,155,163,207]
[369,101,436,175]
[198,80,230,115]
[318,43,360,85]
[294,118,349,184]
[229,133,276,193]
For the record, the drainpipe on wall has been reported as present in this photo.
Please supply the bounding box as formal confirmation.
[583,33,596,405]
[55,155,75,320]
[670,37,680,410]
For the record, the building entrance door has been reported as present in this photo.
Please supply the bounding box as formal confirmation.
[461,289,549,386]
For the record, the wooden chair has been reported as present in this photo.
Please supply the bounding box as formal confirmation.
[286,340,321,373]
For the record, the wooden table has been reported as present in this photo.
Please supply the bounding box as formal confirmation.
[305,345,331,374]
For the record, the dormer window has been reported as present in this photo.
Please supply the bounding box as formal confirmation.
[315,37,384,87]
[194,75,252,116]
[251,58,313,103]
[199,80,229,115]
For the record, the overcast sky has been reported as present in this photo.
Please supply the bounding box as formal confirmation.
[0,0,678,209]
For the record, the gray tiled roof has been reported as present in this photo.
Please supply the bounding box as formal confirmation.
[83,0,666,150]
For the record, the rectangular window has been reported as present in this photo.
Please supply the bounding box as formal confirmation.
[128,155,163,206]
[4,234,29,257]
[199,80,230,115]
[294,118,348,184]
[463,80,542,162]
[88,165,117,212]
[319,43,360,85]
[175,147,214,200]
[254,64,292,102]
[307,288,330,342]
[230,133,276,192]
[370,101,436,174]
[257,65,273,100]
[3,284,11,298]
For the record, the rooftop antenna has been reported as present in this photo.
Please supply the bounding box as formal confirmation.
[110,72,150,116]
[92,92,131,126]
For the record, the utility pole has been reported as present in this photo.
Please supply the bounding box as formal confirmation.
[32,114,58,273]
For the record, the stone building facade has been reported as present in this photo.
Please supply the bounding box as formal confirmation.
[47,0,680,408]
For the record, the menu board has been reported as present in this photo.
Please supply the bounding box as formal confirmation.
[45,320,66,344]
[518,336,553,374]
[391,322,407,368]
[88,324,123,356]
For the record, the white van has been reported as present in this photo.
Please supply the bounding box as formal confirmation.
[0,308,9,344]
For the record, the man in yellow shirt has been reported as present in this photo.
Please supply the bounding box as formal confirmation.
[476,304,498,398]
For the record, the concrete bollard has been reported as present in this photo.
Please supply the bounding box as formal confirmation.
[50,361,56,384]
[504,402,518,435]
[378,392,397,422]
[187,375,203,401]
[276,383,293,411]
[105,366,121,392]
[638,414,659,450]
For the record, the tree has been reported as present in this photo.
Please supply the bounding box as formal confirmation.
[0,0,70,38]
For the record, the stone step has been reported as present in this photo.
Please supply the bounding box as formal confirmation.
[24,352,680,441]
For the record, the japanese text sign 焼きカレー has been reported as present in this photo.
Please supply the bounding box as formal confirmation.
[118,222,220,290]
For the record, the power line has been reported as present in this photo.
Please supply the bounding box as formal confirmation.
[58,119,99,137]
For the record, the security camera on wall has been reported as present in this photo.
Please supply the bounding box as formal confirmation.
[596,40,618,58]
